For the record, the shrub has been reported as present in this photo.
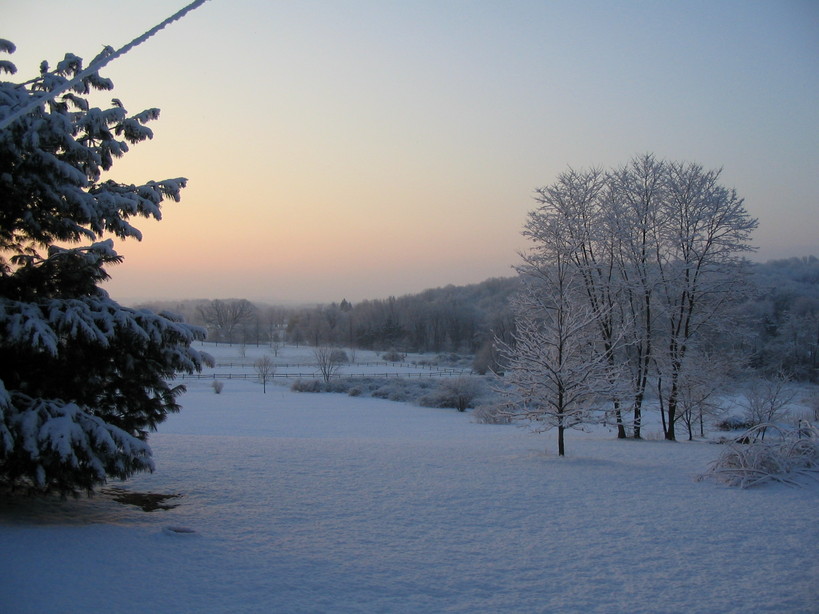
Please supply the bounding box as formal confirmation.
[372,380,413,402]
[381,350,405,362]
[698,423,819,488]
[740,373,796,429]
[716,416,755,431]
[291,379,323,393]
[325,379,352,394]
[419,377,484,412]
[472,403,514,424]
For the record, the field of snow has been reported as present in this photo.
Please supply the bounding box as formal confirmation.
[1,343,817,613]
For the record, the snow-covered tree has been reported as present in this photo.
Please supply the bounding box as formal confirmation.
[520,154,756,441]
[528,166,629,437]
[606,154,667,438]
[672,348,728,440]
[497,215,617,456]
[652,160,757,440]
[0,41,211,495]
[739,371,796,440]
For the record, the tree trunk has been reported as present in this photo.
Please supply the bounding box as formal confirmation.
[666,379,678,441]
[558,423,565,456]
[658,375,668,438]
[614,401,627,439]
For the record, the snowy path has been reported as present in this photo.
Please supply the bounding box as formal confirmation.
[2,377,817,613]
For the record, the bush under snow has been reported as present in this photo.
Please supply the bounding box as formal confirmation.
[698,423,819,488]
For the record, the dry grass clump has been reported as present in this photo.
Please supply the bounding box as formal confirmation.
[698,423,819,488]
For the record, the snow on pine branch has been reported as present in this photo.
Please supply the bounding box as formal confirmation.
[5,393,154,489]
[0,380,13,452]
[1,295,208,369]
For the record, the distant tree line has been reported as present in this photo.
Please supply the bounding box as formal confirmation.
[137,253,816,385]
[740,255,819,382]
[138,277,519,370]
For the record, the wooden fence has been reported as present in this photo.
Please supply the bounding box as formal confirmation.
[178,370,468,380]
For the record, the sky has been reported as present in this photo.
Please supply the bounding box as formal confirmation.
[4,0,818,304]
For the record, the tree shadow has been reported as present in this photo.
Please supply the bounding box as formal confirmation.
[101,487,182,512]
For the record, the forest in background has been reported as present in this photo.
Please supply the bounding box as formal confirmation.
[137,255,818,383]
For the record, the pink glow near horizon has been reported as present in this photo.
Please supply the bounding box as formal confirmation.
[5,1,818,303]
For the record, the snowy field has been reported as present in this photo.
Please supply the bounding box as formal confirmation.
[1,344,817,613]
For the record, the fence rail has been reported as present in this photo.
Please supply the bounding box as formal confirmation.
[178,370,469,380]
[211,360,457,370]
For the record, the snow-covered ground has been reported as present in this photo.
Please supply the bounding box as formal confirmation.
[1,344,817,613]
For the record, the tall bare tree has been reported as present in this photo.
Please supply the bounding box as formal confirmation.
[197,299,257,344]
[606,154,667,438]
[654,161,757,440]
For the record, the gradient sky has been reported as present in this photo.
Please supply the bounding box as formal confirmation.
[5,0,818,304]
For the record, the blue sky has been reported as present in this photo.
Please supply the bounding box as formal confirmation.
[4,0,818,303]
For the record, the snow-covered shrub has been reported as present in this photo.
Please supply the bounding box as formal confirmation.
[372,380,417,402]
[418,377,484,412]
[211,381,224,394]
[381,350,404,363]
[325,379,353,394]
[417,353,473,369]
[443,353,472,368]
[289,375,467,407]
[332,378,431,403]
[291,379,323,393]
[472,403,514,424]
[716,416,755,431]
[698,423,819,488]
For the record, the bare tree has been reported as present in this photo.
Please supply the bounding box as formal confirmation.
[673,349,728,440]
[740,371,796,440]
[313,346,344,383]
[607,154,667,438]
[521,155,757,442]
[529,165,629,437]
[270,333,282,356]
[197,299,257,344]
[254,356,275,393]
[498,226,616,456]
[654,161,757,440]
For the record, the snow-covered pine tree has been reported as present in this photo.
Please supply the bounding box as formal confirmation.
[0,40,211,495]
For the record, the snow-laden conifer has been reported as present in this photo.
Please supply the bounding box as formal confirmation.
[0,42,211,495]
